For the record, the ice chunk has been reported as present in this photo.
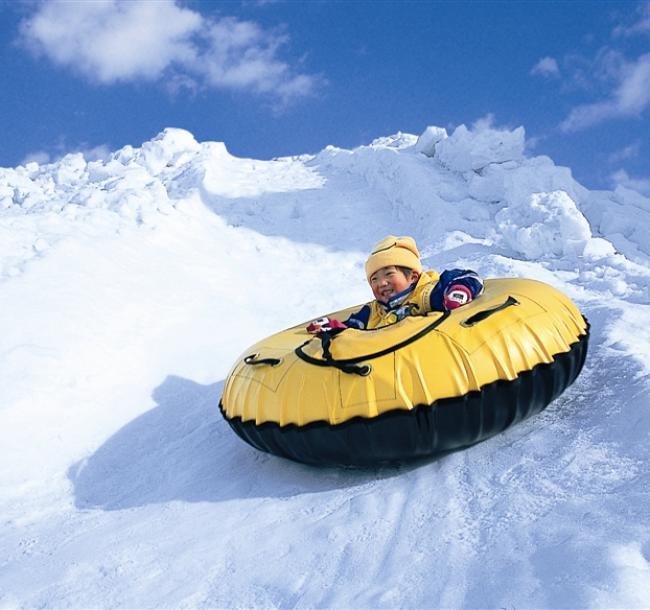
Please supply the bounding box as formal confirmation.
[436,124,525,172]
[415,126,448,157]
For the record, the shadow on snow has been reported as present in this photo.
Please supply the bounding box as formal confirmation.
[67,375,415,511]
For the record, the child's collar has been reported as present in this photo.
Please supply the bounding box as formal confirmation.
[378,282,417,311]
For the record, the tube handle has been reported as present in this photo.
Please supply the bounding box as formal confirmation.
[461,296,519,327]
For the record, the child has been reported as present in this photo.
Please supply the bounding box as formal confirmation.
[309,235,483,332]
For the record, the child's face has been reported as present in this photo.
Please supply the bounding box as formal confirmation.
[369,266,419,302]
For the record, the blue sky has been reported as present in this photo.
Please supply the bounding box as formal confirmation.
[1,0,649,193]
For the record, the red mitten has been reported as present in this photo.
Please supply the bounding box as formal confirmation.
[327,319,347,330]
[306,317,328,333]
[306,317,347,333]
[443,284,473,310]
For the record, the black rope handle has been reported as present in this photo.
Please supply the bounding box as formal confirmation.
[318,329,371,376]
[244,353,281,366]
[320,331,334,361]
[340,362,372,376]
[461,296,520,327]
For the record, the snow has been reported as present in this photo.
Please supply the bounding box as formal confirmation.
[435,123,525,172]
[414,125,447,157]
[2,122,650,609]
[495,190,592,260]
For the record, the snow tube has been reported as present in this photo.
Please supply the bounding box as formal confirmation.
[219,278,589,466]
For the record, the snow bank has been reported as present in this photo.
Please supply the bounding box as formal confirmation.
[4,120,649,295]
[582,186,650,265]
[495,190,592,259]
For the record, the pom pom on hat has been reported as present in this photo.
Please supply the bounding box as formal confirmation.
[365,235,422,281]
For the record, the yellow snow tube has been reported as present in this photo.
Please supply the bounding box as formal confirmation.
[220,278,589,466]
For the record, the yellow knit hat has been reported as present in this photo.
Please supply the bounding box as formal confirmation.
[365,235,422,281]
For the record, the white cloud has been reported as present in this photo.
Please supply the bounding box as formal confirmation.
[613,1,650,38]
[548,5,650,133]
[21,140,112,166]
[21,150,52,166]
[524,134,545,152]
[19,0,319,102]
[530,56,560,78]
[20,0,201,83]
[611,168,650,196]
[470,113,522,136]
[195,17,318,101]
[80,144,112,162]
[242,0,283,7]
[560,53,650,131]
[472,114,496,130]
[607,142,641,165]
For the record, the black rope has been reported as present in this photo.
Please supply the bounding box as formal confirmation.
[296,311,449,368]
[317,329,371,376]
[320,330,333,361]
[244,354,281,366]
[461,296,519,327]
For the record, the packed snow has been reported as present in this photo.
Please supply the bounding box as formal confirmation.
[1,123,650,609]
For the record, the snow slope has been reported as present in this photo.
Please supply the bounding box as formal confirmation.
[1,123,650,609]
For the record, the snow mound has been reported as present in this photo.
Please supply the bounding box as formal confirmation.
[5,121,650,293]
[435,123,525,172]
[495,190,592,259]
[133,127,201,175]
[370,132,418,149]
